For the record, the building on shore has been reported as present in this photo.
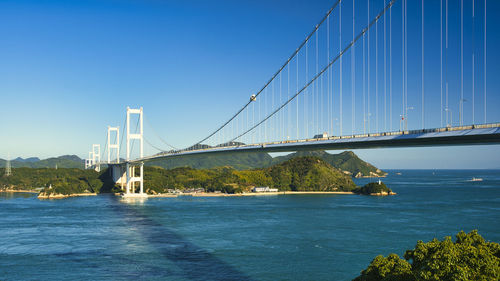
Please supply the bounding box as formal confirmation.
[252,186,279,193]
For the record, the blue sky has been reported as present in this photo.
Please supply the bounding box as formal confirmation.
[0,0,499,169]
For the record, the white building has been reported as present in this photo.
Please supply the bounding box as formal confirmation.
[252,186,279,193]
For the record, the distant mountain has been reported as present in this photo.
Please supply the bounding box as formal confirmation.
[0,155,84,169]
[14,157,40,163]
[147,150,385,178]
[0,150,385,178]
[148,152,273,170]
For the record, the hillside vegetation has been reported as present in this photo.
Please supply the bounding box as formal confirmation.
[0,167,112,195]
[0,155,83,169]
[1,156,356,195]
[148,152,273,171]
[146,156,356,194]
[271,150,386,177]
[0,150,385,178]
[148,150,386,177]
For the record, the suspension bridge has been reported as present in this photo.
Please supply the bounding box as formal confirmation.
[84,0,500,197]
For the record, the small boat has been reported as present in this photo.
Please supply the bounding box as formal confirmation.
[396,172,402,175]
[468,177,483,182]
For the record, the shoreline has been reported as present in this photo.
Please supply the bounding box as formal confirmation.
[127,190,398,198]
[37,193,97,199]
[3,189,393,199]
[150,191,356,198]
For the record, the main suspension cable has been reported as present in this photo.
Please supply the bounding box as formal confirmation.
[189,0,343,148]
[229,0,397,143]
[144,115,178,150]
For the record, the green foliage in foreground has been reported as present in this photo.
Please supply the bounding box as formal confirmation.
[354,230,500,281]
[353,182,393,195]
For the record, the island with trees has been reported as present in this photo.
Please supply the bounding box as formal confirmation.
[353,181,396,196]
[0,151,392,198]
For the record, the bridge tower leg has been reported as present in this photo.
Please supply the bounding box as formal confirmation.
[124,107,146,198]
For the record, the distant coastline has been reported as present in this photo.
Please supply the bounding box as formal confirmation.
[147,191,356,198]
[0,189,38,194]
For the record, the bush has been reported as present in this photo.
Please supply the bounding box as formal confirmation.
[354,230,500,281]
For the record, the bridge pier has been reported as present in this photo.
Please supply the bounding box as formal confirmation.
[110,164,126,190]
[125,162,144,196]
[109,162,145,197]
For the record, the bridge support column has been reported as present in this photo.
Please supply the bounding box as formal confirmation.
[110,164,126,189]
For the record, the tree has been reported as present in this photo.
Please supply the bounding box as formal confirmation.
[353,254,413,281]
[354,230,500,281]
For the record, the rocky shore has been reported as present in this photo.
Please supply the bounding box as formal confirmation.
[37,192,97,199]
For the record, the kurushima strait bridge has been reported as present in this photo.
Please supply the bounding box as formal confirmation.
[84,0,500,197]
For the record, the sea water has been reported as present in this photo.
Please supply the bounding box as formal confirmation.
[0,170,499,280]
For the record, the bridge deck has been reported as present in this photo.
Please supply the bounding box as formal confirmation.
[106,124,500,164]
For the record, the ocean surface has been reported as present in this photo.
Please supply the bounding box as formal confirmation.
[1,169,499,280]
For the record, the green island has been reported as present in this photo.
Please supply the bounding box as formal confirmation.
[353,181,396,196]
[354,230,500,281]
[0,151,393,198]
[145,156,356,194]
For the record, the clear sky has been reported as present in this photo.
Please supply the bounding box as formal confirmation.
[1,0,499,169]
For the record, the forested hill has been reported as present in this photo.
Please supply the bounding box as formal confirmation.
[271,151,386,178]
[143,156,357,194]
[149,150,386,178]
[148,152,273,170]
[1,156,357,195]
[0,155,83,169]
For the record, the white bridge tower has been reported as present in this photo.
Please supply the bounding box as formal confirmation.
[124,106,146,198]
[85,151,93,169]
[92,144,101,172]
[107,126,120,164]
[5,154,12,177]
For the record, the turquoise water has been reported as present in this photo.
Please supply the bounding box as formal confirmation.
[1,170,499,280]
